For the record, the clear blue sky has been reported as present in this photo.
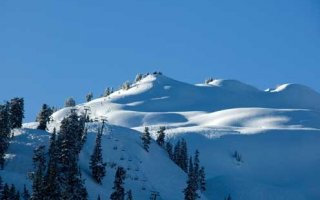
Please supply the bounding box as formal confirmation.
[1,0,319,122]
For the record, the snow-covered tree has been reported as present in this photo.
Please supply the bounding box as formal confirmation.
[36,104,53,130]
[205,77,214,84]
[56,113,87,200]
[90,128,106,184]
[64,97,76,107]
[110,167,126,200]
[156,126,166,147]
[134,74,143,82]
[86,92,93,102]
[141,127,151,152]
[103,87,113,97]
[121,81,131,90]
[9,97,24,129]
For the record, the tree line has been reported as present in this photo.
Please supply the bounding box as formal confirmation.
[141,126,207,200]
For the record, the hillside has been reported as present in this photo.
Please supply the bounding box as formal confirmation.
[1,73,320,200]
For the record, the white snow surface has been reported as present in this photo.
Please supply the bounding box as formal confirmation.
[2,74,320,200]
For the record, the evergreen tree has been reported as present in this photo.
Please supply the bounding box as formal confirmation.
[179,139,188,173]
[57,112,88,200]
[9,184,15,200]
[90,127,106,184]
[165,142,173,160]
[156,126,166,147]
[110,167,126,200]
[121,82,131,90]
[36,104,53,130]
[22,185,30,200]
[172,139,190,173]
[0,103,10,169]
[126,190,133,200]
[0,176,3,195]
[141,127,151,152]
[9,97,24,129]
[2,183,10,200]
[183,157,198,200]
[64,97,76,107]
[43,129,61,200]
[103,87,113,97]
[15,191,20,200]
[193,150,200,190]
[0,177,4,200]
[86,92,93,102]
[198,167,206,192]
[9,184,19,200]
[134,74,143,82]
[31,145,46,200]
[173,140,181,164]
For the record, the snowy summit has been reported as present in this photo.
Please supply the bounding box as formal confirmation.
[1,73,320,200]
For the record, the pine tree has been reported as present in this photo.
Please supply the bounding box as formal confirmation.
[0,103,10,169]
[141,127,151,152]
[173,140,181,164]
[165,142,173,160]
[126,190,133,200]
[0,176,3,195]
[9,184,16,200]
[110,167,126,200]
[22,185,30,200]
[193,150,200,190]
[156,126,166,147]
[86,92,93,102]
[0,176,4,200]
[31,145,46,200]
[15,191,20,200]
[179,139,188,173]
[43,129,61,200]
[103,87,113,97]
[183,157,198,200]
[64,97,76,107]
[9,97,24,129]
[90,128,106,184]
[198,167,206,192]
[36,104,53,130]
[134,74,143,82]
[2,183,10,199]
[121,82,131,90]
[57,112,88,200]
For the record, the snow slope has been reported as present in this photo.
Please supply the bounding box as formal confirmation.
[1,124,188,200]
[2,74,320,200]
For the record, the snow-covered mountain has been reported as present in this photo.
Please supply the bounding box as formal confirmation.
[2,74,320,200]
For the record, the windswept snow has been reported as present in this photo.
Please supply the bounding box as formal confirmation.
[3,74,320,200]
